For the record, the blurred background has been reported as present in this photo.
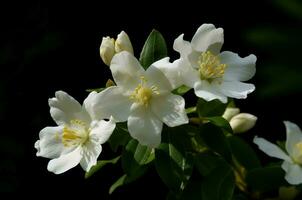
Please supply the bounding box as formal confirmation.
[1,0,302,197]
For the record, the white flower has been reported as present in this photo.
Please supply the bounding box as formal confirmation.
[172,24,256,103]
[254,121,302,185]
[100,31,133,66]
[92,51,189,148]
[34,91,116,174]
[223,107,257,133]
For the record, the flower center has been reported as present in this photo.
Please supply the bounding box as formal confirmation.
[198,51,226,81]
[62,119,89,147]
[130,76,159,107]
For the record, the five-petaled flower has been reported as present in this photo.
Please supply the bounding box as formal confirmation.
[35,91,116,174]
[172,23,256,103]
[254,121,302,185]
[92,51,189,148]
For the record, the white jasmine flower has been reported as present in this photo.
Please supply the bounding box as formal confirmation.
[35,91,116,174]
[92,51,188,148]
[173,24,256,103]
[223,107,257,133]
[254,121,302,185]
[100,31,133,66]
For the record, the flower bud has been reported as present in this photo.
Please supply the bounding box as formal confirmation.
[230,113,257,134]
[100,36,115,66]
[115,31,134,54]
[222,107,240,121]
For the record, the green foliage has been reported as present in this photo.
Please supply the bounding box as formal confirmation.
[85,156,120,179]
[155,127,193,192]
[173,85,192,95]
[246,165,287,192]
[197,98,228,117]
[139,29,168,69]
[108,123,131,152]
[228,136,261,170]
[199,123,232,162]
[201,160,235,200]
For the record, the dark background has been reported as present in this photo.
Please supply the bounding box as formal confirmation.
[1,0,302,198]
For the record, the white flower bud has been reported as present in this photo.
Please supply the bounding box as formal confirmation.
[222,107,240,121]
[115,31,134,54]
[230,113,257,134]
[100,36,115,66]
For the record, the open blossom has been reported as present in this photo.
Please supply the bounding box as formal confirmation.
[92,51,189,148]
[222,107,257,133]
[254,121,302,185]
[172,24,256,103]
[100,31,134,66]
[35,91,116,174]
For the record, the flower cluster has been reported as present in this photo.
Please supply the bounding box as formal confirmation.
[35,23,301,199]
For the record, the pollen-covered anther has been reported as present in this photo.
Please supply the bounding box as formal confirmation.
[62,119,89,147]
[198,51,227,80]
[130,76,159,106]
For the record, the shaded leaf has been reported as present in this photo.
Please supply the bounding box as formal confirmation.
[139,29,168,69]
[85,156,120,179]
[197,98,227,117]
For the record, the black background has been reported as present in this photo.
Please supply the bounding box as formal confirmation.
[1,0,302,198]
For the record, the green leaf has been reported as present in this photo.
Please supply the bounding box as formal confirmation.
[109,174,127,194]
[200,123,232,161]
[155,127,193,192]
[186,107,196,114]
[202,161,235,200]
[139,29,168,69]
[121,139,154,181]
[246,165,287,192]
[206,116,233,134]
[228,136,261,170]
[194,151,227,177]
[85,156,120,179]
[108,122,131,152]
[197,98,227,117]
[173,85,192,95]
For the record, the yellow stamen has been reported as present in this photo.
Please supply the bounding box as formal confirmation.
[198,51,227,81]
[61,119,89,147]
[130,76,159,107]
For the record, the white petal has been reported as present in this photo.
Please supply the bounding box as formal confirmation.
[284,121,302,157]
[83,91,100,120]
[219,81,255,99]
[179,59,199,88]
[173,34,192,58]
[152,57,184,89]
[191,24,224,54]
[92,86,132,122]
[220,51,256,81]
[253,136,291,161]
[80,141,102,172]
[151,94,188,127]
[282,161,302,185]
[35,126,64,158]
[110,51,144,91]
[90,117,116,144]
[194,81,227,103]
[47,146,82,174]
[146,61,173,92]
[128,103,163,148]
[49,91,86,125]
